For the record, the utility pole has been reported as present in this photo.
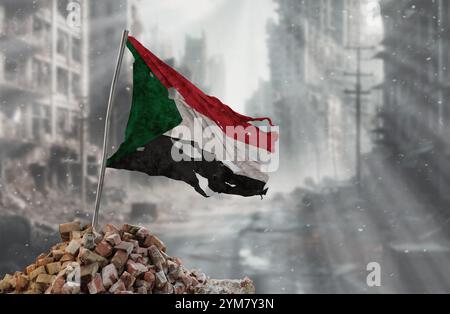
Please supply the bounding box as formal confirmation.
[344,46,374,191]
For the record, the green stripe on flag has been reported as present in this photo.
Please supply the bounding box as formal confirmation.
[107,40,183,166]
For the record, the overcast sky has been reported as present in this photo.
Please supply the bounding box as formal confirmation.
[139,0,277,112]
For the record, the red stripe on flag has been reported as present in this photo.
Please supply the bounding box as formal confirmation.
[127,36,278,153]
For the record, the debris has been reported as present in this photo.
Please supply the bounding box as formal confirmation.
[0,222,255,294]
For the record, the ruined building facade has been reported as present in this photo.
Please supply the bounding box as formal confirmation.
[250,0,362,181]
[377,0,450,205]
[0,0,95,195]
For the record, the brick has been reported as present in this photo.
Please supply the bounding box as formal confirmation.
[87,273,105,294]
[179,273,192,288]
[167,260,178,273]
[45,262,61,275]
[115,241,134,255]
[143,271,155,288]
[60,253,75,262]
[25,264,36,275]
[78,247,108,267]
[173,257,183,266]
[109,280,126,293]
[0,275,13,293]
[133,246,148,256]
[51,249,64,261]
[119,271,136,290]
[65,239,82,256]
[102,224,120,235]
[36,274,56,285]
[70,230,82,240]
[160,282,174,294]
[50,276,65,294]
[129,253,141,261]
[155,271,167,288]
[135,227,150,242]
[80,262,99,278]
[126,260,147,277]
[15,274,29,292]
[111,250,128,270]
[122,232,134,241]
[105,233,122,246]
[135,279,152,291]
[59,221,81,241]
[36,256,54,267]
[137,256,149,265]
[196,272,207,283]
[136,286,148,294]
[62,281,80,294]
[101,264,118,289]
[29,266,47,280]
[129,239,139,249]
[122,224,140,234]
[95,241,113,257]
[167,268,182,283]
[143,235,166,252]
[148,245,165,271]
[93,231,103,244]
[173,282,186,294]
[116,290,134,294]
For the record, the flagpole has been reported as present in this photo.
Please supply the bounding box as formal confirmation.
[92,29,129,229]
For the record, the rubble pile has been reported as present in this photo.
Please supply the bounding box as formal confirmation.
[0,222,255,294]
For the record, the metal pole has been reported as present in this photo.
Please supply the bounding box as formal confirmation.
[92,29,129,229]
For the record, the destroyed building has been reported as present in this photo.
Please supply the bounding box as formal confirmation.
[257,0,367,181]
[0,0,97,198]
[376,0,450,206]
